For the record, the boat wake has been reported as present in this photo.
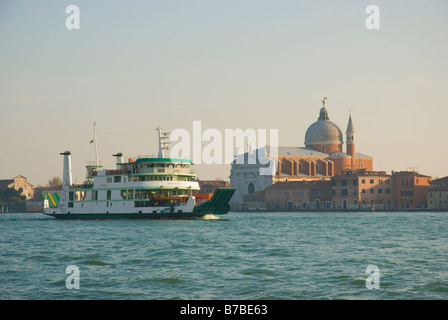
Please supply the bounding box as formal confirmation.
[201,214,220,220]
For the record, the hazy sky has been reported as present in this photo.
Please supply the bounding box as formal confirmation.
[1,0,447,186]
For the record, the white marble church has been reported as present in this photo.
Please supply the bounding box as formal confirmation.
[229,100,373,210]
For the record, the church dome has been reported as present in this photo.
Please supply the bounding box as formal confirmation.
[304,106,343,146]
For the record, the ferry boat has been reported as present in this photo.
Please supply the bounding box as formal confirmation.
[42,125,235,219]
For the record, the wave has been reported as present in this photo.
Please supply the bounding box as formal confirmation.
[201,214,220,220]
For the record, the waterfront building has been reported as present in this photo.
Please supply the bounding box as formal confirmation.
[331,170,393,210]
[427,176,448,210]
[264,180,332,211]
[0,175,34,200]
[233,168,434,211]
[199,180,230,194]
[391,171,431,209]
[230,99,373,209]
[242,190,267,211]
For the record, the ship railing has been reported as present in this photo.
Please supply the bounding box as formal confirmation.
[107,169,127,175]
[137,168,196,174]
[71,183,93,189]
[124,155,192,162]
[86,161,103,167]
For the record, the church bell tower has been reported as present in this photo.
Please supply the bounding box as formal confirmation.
[346,114,355,169]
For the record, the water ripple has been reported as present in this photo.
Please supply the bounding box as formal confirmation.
[1,211,447,299]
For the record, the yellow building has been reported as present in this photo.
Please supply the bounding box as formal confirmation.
[427,177,448,210]
[0,175,34,200]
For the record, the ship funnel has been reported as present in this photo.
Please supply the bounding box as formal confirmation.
[59,151,72,213]
[113,152,124,169]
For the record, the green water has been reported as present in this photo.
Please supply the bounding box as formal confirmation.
[0,211,447,299]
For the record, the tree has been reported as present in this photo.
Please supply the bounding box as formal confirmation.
[0,187,26,204]
[47,177,62,187]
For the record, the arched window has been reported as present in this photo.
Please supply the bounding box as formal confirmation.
[360,161,364,168]
[248,183,255,194]
[321,145,326,153]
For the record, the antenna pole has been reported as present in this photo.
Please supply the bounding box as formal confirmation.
[156,126,170,158]
[94,121,100,170]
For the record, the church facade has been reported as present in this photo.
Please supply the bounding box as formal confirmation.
[229,100,373,209]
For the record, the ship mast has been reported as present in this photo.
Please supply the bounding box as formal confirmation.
[156,126,171,158]
[93,121,100,170]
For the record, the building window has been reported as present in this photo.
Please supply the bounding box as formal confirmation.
[370,179,374,184]
[341,189,348,196]
[378,189,383,194]
[362,189,366,194]
[360,162,363,168]
[370,189,374,194]
[341,180,348,186]
[322,145,326,153]
[385,188,391,194]
[248,183,255,194]
[361,179,366,184]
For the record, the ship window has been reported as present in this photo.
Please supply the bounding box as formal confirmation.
[141,190,151,199]
[107,177,112,183]
[121,190,127,200]
[128,190,134,199]
[114,176,121,183]
[107,190,111,200]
